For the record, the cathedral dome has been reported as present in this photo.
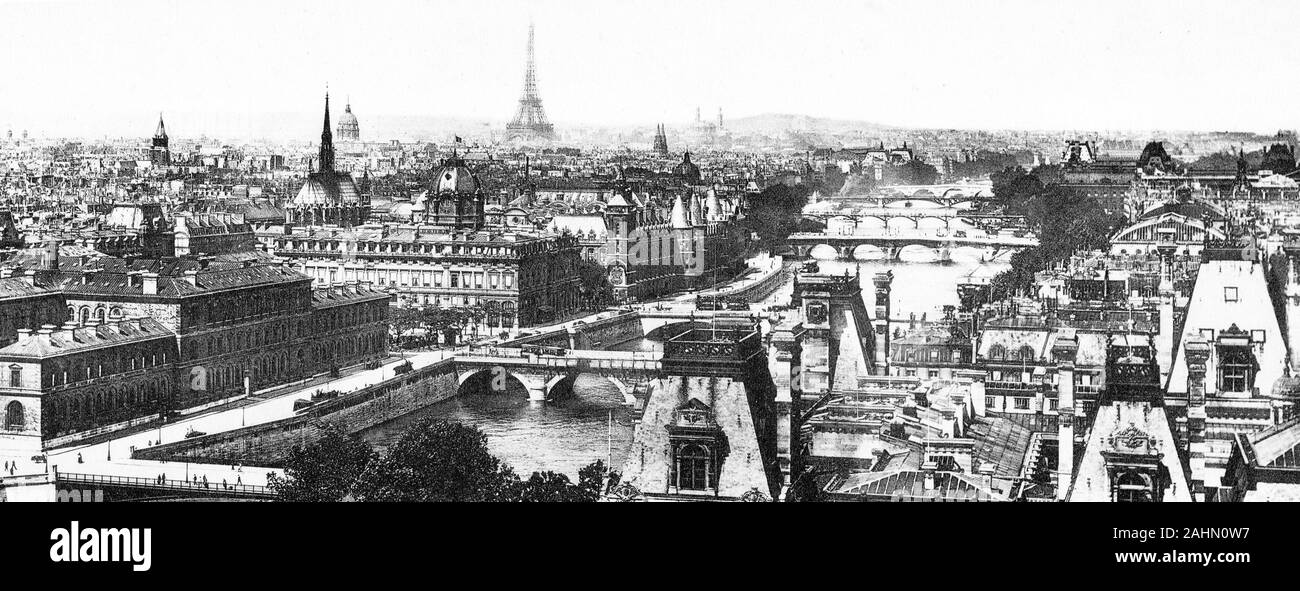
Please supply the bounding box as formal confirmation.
[336,102,360,141]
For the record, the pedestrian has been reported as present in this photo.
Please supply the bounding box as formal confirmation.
[236,475,241,486]
[77,453,83,464]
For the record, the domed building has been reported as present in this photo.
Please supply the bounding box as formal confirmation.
[672,151,701,183]
[336,100,360,142]
[410,152,485,231]
[288,93,369,227]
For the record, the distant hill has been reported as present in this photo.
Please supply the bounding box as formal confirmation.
[721,113,895,135]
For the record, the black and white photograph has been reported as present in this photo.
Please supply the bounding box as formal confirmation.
[0,0,1291,577]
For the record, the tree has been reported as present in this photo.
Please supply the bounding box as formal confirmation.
[268,423,376,502]
[352,419,521,502]
[576,259,614,310]
[389,306,421,350]
[742,183,812,253]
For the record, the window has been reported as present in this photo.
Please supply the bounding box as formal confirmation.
[1219,352,1253,393]
[1224,287,1238,302]
[1115,471,1153,502]
[5,400,23,430]
[1014,397,1031,410]
[677,444,711,490]
[989,344,1006,359]
[1019,345,1036,361]
[930,349,940,361]
[8,365,20,388]
[1048,398,1059,411]
[985,396,997,410]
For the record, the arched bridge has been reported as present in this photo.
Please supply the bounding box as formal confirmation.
[788,230,1037,261]
[454,347,663,403]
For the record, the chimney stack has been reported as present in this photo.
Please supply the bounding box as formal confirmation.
[44,240,59,270]
[22,269,36,287]
[142,271,159,296]
[1051,331,1079,501]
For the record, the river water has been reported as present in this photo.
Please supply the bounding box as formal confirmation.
[359,254,1009,478]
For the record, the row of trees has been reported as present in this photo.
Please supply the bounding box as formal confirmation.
[267,419,614,502]
[987,165,1127,299]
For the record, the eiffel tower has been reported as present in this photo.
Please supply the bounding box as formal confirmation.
[506,22,555,141]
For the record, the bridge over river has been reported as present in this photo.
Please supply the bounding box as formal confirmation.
[788,229,1038,261]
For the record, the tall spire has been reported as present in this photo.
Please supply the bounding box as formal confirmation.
[154,113,167,139]
[318,91,335,173]
[506,20,555,140]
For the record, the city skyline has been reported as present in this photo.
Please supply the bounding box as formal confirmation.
[3,0,1300,138]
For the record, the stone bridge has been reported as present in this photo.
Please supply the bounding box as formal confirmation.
[788,230,1037,261]
[454,347,663,403]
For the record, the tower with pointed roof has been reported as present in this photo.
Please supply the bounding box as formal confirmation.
[653,124,670,158]
[150,114,170,167]
[317,93,336,173]
[289,92,366,227]
[505,21,556,142]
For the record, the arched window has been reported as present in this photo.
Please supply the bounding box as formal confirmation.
[1019,346,1036,362]
[1115,471,1153,502]
[989,344,1006,360]
[6,400,25,430]
[677,444,712,490]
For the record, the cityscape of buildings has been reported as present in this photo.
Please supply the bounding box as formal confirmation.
[3,5,1300,506]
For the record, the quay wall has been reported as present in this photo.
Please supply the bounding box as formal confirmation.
[132,359,460,468]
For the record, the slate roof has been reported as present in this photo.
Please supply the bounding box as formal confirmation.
[0,316,173,359]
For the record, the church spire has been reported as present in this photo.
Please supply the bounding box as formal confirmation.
[154,113,167,139]
[318,91,335,173]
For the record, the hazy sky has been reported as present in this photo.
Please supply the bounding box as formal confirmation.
[2,0,1298,138]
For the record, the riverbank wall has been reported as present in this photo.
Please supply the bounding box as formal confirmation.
[132,359,461,468]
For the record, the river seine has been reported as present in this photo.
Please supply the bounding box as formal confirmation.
[360,254,1009,478]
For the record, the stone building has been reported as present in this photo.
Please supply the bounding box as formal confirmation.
[0,275,66,349]
[0,317,177,439]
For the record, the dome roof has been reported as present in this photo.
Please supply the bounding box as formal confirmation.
[338,104,359,127]
[431,155,482,194]
[672,151,701,180]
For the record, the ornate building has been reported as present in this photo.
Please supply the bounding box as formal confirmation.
[274,156,581,340]
[336,100,360,142]
[410,153,486,231]
[288,93,369,227]
[652,124,669,158]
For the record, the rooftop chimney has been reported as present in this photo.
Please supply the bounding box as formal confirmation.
[44,240,59,270]
[22,269,35,286]
[142,272,159,296]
